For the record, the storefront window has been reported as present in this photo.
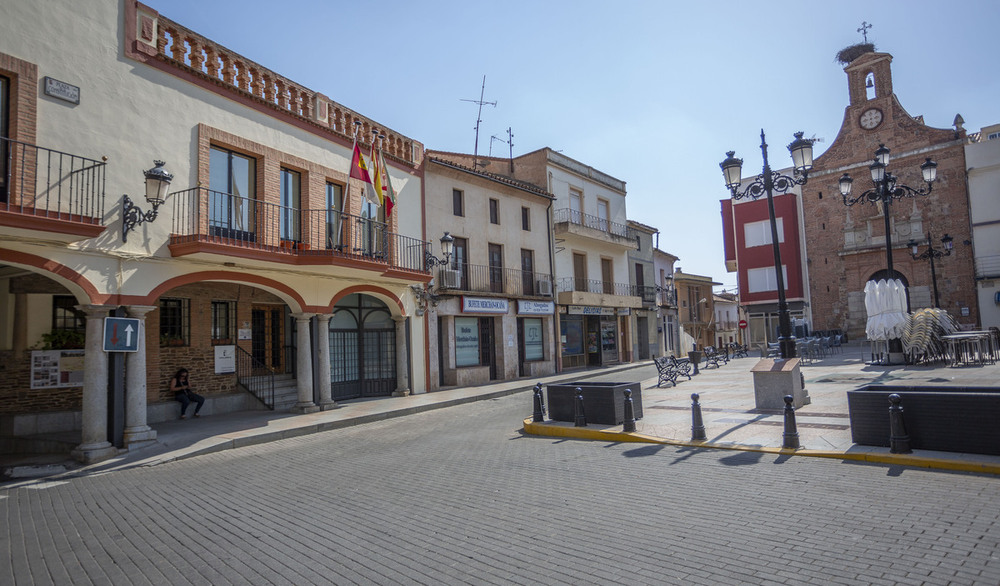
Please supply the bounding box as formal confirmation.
[455,317,480,367]
[523,318,543,361]
[560,316,584,356]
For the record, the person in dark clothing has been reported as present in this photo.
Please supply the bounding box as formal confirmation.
[169,368,205,419]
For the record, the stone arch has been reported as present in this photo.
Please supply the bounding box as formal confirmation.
[327,284,405,316]
[0,248,101,304]
[141,271,310,312]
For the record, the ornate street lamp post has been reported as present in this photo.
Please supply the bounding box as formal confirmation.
[721,130,814,359]
[908,232,952,308]
[839,144,937,359]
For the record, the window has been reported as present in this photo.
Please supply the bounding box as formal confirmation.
[211,301,235,344]
[0,75,8,201]
[522,317,544,361]
[521,207,530,231]
[455,316,481,367]
[209,146,257,240]
[159,298,190,346]
[489,198,500,225]
[453,189,464,216]
[52,296,85,332]
[597,199,610,232]
[451,236,469,290]
[569,188,583,223]
[488,243,503,293]
[573,252,587,291]
[280,167,301,242]
[521,249,535,295]
[747,265,788,293]
[601,258,613,294]
[326,182,344,249]
[744,218,784,248]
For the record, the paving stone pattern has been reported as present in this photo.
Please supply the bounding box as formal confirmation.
[2,392,1000,585]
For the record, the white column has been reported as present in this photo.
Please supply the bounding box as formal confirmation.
[316,313,336,410]
[71,305,118,463]
[291,313,319,413]
[123,305,157,446]
[392,315,410,397]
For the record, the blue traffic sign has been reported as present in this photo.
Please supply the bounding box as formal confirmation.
[103,317,141,352]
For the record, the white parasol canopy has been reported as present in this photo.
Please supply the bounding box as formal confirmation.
[865,278,909,341]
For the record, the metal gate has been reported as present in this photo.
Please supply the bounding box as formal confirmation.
[329,294,397,401]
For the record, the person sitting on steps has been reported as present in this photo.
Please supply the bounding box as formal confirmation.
[169,368,205,419]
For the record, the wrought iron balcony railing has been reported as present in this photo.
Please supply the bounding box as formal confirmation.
[169,186,430,272]
[552,207,634,242]
[556,277,639,297]
[436,263,553,297]
[0,136,106,225]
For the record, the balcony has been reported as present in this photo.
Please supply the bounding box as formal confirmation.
[168,187,430,277]
[436,264,553,298]
[555,277,643,309]
[0,137,107,242]
[552,208,637,248]
[657,288,678,307]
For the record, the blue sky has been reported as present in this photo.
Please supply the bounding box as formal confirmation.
[145,0,1000,290]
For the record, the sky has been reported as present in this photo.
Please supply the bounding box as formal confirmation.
[145,0,1000,291]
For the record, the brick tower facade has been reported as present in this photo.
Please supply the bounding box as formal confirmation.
[800,50,978,338]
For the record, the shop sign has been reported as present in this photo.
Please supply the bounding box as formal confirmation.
[566,305,615,315]
[617,308,631,316]
[462,297,509,314]
[517,300,554,315]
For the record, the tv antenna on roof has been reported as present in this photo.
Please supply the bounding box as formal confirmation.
[461,75,496,165]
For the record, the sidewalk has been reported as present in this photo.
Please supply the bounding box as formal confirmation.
[4,343,1000,485]
[525,343,1000,475]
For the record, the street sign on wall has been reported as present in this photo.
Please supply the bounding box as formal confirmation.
[103,317,141,352]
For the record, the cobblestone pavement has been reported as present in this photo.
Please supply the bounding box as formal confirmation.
[3,391,1000,585]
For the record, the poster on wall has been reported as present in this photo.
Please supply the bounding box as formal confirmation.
[215,345,236,374]
[30,349,85,389]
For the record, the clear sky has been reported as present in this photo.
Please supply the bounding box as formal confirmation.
[145,0,1000,291]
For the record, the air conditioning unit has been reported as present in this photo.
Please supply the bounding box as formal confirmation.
[440,269,461,289]
[536,279,553,296]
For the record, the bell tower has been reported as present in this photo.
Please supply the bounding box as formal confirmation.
[844,52,894,108]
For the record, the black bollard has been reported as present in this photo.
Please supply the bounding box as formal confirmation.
[888,393,912,454]
[782,395,800,449]
[691,393,706,441]
[532,384,544,423]
[537,382,546,417]
[622,389,637,433]
[574,387,587,427]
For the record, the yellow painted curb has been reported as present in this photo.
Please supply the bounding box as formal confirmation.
[522,419,1000,475]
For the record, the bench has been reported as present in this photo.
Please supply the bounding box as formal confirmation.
[727,342,749,358]
[703,346,729,369]
[654,355,692,387]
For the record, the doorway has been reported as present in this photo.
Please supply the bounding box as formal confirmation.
[251,304,285,372]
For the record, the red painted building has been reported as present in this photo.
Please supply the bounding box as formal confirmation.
[721,188,808,347]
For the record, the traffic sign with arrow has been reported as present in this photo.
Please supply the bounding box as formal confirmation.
[103,317,141,352]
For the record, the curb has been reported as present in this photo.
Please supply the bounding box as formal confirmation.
[522,419,1000,476]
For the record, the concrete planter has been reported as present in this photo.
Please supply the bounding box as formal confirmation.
[546,382,642,425]
[847,385,1000,455]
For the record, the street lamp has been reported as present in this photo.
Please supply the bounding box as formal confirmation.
[907,232,952,308]
[840,144,937,360]
[425,231,455,268]
[122,160,174,242]
[721,130,814,359]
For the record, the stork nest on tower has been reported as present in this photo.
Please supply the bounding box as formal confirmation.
[835,43,876,65]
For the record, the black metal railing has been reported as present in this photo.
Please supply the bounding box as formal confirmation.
[236,345,274,409]
[552,207,633,241]
[556,277,639,297]
[170,186,430,272]
[437,264,552,297]
[635,285,657,304]
[658,288,678,307]
[0,137,106,223]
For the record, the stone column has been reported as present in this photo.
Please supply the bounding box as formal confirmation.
[291,313,319,413]
[316,313,336,410]
[123,305,157,446]
[71,305,118,463]
[392,316,410,397]
[12,293,27,358]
